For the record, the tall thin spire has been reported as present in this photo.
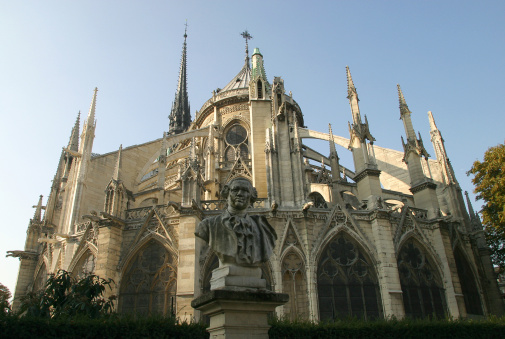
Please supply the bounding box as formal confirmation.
[112,145,122,181]
[85,88,98,130]
[428,110,438,131]
[68,111,80,152]
[168,23,191,135]
[329,124,341,182]
[397,84,412,117]
[464,191,476,220]
[397,84,416,141]
[346,66,362,125]
[465,191,483,231]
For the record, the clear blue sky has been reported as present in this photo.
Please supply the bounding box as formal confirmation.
[1,1,504,299]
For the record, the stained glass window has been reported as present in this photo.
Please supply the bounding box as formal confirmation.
[317,234,382,320]
[398,240,446,318]
[119,240,177,315]
[226,125,247,145]
[224,124,249,162]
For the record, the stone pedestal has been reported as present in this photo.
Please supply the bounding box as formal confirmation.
[210,265,265,290]
[192,289,288,339]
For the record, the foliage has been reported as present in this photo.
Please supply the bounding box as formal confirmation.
[268,316,505,339]
[0,314,208,339]
[18,270,115,319]
[0,282,12,316]
[468,143,505,269]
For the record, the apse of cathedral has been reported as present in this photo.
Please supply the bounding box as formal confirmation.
[8,29,504,320]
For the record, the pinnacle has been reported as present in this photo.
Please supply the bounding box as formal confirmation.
[112,144,122,181]
[397,84,411,116]
[428,111,438,131]
[68,111,81,151]
[346,66,354,90]
[168,25,191,135]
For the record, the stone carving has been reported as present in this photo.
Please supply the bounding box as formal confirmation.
[196,178,276,266]
[195,178,277,290]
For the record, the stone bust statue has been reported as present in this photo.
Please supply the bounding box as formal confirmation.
[195,178,277,267]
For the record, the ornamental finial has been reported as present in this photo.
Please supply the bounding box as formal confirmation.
[240,30,253,63]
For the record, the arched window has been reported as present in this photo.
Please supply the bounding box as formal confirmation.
[105,187,114,213]
[224,123,249,162]
[33,264,47,292]
[317,233,382,320]
[257,80,263,99]
[72,250,95,279]
[454,248,483,315]
[119,240,177,315]
[397,240,446,318]
[282,251,308,320]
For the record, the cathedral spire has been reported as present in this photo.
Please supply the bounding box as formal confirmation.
[68,111,80,152]
[168,24,191,135]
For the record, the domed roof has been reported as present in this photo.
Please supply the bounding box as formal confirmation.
[221,58,251,92]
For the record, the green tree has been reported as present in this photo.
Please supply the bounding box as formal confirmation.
[0,283,12,316]
[468,142,505,269]
[19,270,116,319]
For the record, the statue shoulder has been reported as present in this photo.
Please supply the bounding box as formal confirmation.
[250,214,277,240]
[196,215,219,241]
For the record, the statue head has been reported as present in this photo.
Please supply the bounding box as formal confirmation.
[221,178,257,212]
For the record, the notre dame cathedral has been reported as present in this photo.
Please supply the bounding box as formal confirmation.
[8,29,504,320]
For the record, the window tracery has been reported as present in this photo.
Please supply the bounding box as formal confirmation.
[397,240,446,318]
[119,240,177,315]
[224,124,249,162]
[282,251,308,319]
[73,251,95,279]
[317,233,382,320]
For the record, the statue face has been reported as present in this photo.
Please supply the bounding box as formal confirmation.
[228,180,252,211]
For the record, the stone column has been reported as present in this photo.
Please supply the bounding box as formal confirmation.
[370,213,405,318]
[176,213,202,321]
[94,222,122,300]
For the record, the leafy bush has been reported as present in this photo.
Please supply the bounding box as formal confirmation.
[0,282,12,316]
[0,314,208,339]
[18,270,115,319]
